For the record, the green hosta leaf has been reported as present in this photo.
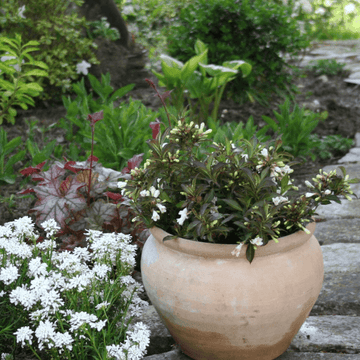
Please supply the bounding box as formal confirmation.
[199,63,238,78]
[180,50,208,82]
[159,54,184,69]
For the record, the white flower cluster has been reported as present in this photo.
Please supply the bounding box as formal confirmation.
[0,217,150,359]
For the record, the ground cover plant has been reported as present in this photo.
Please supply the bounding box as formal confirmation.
[0,217,150,359]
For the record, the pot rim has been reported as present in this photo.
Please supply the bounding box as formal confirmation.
[149,221,316,259]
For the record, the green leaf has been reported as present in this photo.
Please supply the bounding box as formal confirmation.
[27,60,49,70]
[110,83,135,102]
[222,198,243,211]
[246,244,255,263]
[194,39,208,57]
[0,62,16,75]
[23,69,48,77]
[0,174,16,184]
[19,82,43,92]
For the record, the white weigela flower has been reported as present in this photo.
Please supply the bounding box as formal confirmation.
[305,180,314,188]
[231,243,243,257]
[306,192,317,198]
[149,186,160,198]
[156,203,166,213]
[324,189,331,195]
[272,196,288,206]
[151,210,160,222]
[18,5,26,18]
[117,181,127,188]
[76,60,91,75]
[176,208,189,226]
[140,190,150,197]
[260,148,268,158]
[250,237,263,246]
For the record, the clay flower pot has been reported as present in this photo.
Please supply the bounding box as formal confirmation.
[141,222,324,360]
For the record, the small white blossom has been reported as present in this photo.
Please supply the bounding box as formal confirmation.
[149,186,160,198]
[231,243,243,257]
[176,208,189,226]
[14,326,33,347]
[0,264,19,285]
[156,203,167,213]
[324,189,331,195]
[117,181,127,188]
[151,210,160,222]
[250,237,263,246]
[305,180,314,188]
[18,5,26,18]
[95,301,111,310]
[306,192,317,198]
[260,148,268,158]
[272,196,288,206]
[140,190,150,197]
[41,219,60,238]
[76,60,91,75]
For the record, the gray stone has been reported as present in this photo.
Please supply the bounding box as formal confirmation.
[344,78,360,85]
[322,243,360,273]
[349,71,360,79]
[144,348,192,360]
[316,199,360,219]
[289,316,360,354]
[277,352,360,359]
[356,134,360,148]
[314,219,360,244]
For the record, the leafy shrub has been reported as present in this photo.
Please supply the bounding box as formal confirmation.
[306,59,347,76]
[261,97,328,159]
[152,39,252,123]
[57,73,160,171]
[87,17,121,41]
[310,134,354,160]
[0,0,99,100]
[0,127,26,185]
[166,0,310,103]
[0,34,48,124]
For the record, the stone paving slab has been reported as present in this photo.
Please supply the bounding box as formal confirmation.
[314,219,360,244]
[144,349,360,359]
[316,199,360,219]
[312,244,360,316]
[289,316,360,354]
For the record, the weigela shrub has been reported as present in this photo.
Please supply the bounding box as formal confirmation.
[0,0,99,100]
[166,0,310,103]
[119,81,359,263]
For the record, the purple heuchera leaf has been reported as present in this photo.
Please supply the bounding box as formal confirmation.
[30,166,86,228]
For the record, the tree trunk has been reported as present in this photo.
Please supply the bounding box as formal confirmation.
[81,0,130,48]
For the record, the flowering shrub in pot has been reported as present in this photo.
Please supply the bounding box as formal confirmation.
[117,80,359,360]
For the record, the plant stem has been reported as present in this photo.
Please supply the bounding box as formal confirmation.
[88,125,95,206]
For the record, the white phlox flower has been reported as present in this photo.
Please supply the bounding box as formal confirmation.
[0,290,6,297]
[250,237,263,246]
[151,210,160,222]
[14,326,33,347]
[35,319,56,350]
[92,263,111,280]
[52,331,73,352]
[231,243,243,257]
[28,258,48,277]
[272,196,288,206]
[0,264,19,285]
[95,301,111,310]
[76,60,91,75]
[5,216,36,238]
[10,284,37,310]
[176,208,189,226]
[41,219,60,238]
[69,311,99,332]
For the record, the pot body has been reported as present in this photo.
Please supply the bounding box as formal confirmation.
[141,222,324,360]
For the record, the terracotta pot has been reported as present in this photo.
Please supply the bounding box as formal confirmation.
[141,222,324,360]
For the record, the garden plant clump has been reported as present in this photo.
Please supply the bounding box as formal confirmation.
[0,217,150,359]
[119,80,359,263]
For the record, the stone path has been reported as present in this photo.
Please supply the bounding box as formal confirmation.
[138,41,360,359]
[294,39,360,85]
